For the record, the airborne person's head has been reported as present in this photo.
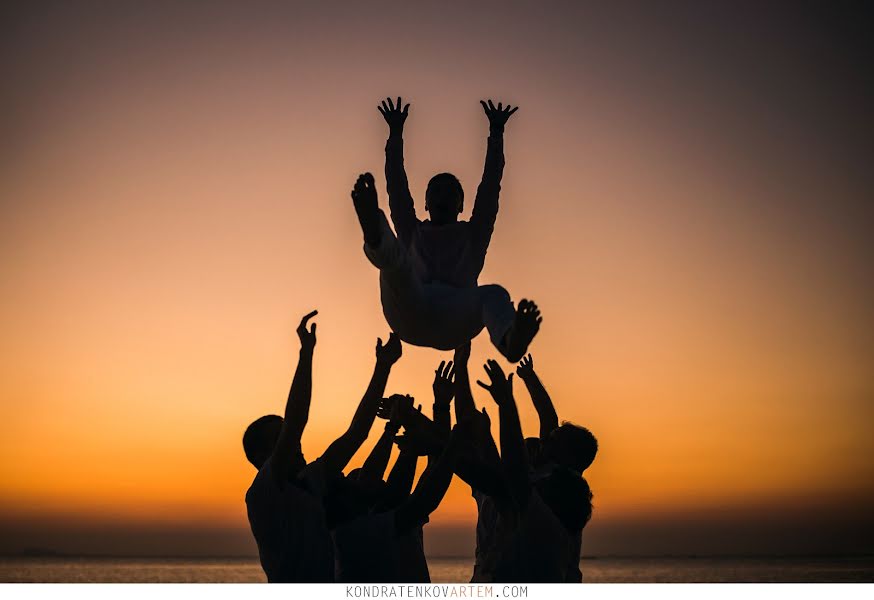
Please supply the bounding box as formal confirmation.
[425,173,464,225]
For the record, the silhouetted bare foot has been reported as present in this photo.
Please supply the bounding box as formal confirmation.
[351,172,381,246]
[498,299,542,362]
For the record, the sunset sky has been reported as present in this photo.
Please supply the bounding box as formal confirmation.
[1,1,872,557]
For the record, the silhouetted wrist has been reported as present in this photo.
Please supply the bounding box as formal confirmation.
[375,356,395,372]
[489,124,505,136]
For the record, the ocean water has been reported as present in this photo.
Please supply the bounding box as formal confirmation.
[1,556,873,583]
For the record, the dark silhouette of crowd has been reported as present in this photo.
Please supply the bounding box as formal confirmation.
[242,97,597,583]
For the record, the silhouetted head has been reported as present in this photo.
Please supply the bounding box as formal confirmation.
[243,414,283,470]
[535,470,593,532]
[542,422,598,474]
[425,173,464,225]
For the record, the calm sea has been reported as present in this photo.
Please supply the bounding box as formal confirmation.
[1,556,873,583]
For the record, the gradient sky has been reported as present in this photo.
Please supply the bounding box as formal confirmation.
[1,1,872,557]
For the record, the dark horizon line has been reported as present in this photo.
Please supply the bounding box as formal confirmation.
[3,549,873,561]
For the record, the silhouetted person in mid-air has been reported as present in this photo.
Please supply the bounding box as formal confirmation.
[351,97,541,361]
[242,310,402,582]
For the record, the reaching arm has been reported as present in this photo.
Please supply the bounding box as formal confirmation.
[469,100,517,242]
[400,397,507,499]
[399,402,445,450]
[380,448,418,511]
[270,310,318,487]
[516,354,559,440]
[453,342,477,423]
[394,422,468,533]
[478,360,530,511]
[360,395,406,485]
[379,96,417,244]
[447,344,506,495]
[358,422,400,485]
[432,360,454,435]
[319,333,402,474]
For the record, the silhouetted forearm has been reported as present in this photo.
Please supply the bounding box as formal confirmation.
[348,360,392,436]
[470,131,504,234]
[454,352,477,423]
[521,372,559,440]
[359,424,396,485]
[403,408,447,449]
[433,402,451,435]
[320,359,393,473]
[385,130,416,242]
[284,347,314,439]
[394,441,458,533]
[268,346,315,486]
[381,450,418,510]
[498,394,530,510]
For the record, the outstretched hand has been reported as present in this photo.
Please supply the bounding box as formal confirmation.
[476,359,514,406]
[377,397,391,420]
[378,96,410,133]
[394,431,434,456]
[378,393,414,420]
[296,310,318,352]
[516,353,535,380]
[376,332,403,366]
[433,360,455,408]
[480,99,518,132]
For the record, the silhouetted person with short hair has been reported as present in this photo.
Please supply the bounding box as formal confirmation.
[351,97,542,361]
[243,310,403,583]
[515,353,596,582]
[475,360,580,582]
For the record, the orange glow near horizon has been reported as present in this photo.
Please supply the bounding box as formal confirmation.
[1,3,872,555]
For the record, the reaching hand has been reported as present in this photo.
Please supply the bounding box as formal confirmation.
[379,393,415,421]
[433,360,455,408]
[516,353,535,381]
[376,396,395,420]
[393,394,415,425]
[476,359,514,407]
[480,99,518,132]
[296,310,318,352]
[376,332,403,366]
[394,432,434,457]
[389,396,405,424]
[378,96,410,133]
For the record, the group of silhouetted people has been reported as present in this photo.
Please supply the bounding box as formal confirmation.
[242,97,597,583]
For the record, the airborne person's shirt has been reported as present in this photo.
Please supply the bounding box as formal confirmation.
[384,132,505,288]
